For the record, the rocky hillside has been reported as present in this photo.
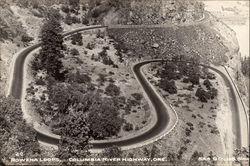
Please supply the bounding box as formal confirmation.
[87,0,205,25]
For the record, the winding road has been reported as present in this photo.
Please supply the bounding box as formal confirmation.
[7,24,248,151]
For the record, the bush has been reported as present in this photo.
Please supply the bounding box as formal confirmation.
[64,14,80,25]
[21,35,33,43]
[195,87,208,102]
[208,87,218,99]
[61,5,70,13]
[70,48,80,56]
[207,72,216,80]
[71,33,83,46]
[123,122,133,131]
[67,71,91,84]
[81,17,89,25]
[131,93,143,101]
[189,74,200,85]
[86,42,95,50]
[105,83,120,96]
[159,79,177,94]
[203,79,212,89]
[97,30,105,38]
[71,16,81,24]
[35,78,46,85]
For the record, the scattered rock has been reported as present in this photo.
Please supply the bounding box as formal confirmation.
[152,43,159,48]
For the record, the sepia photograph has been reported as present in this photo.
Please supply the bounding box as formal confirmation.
[0,0,249,165]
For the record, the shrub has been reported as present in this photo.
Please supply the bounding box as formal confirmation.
[105,83,120,96]
[81,17,89,25]
[71,33,83,46]
[97,30,105,38]
[208,87,218,99]
[21,35,33,43]
[35,78,46,85]
[103,56,114,65]
[70,48,80,56]
[123,122,133,131]
[77,73,91,84]
[195,87,208,102]
[131,93,143,101]
[189,74,200,85]
[64,13,72,25]
[159,79,177,94]
[61,5,70,13]
[71,16,81,24]
[86,42,95,50]
[203,79,212,89]
[67,71,91,84]
[182,77,189,83]
[207,72,216,79]
[64,14,80,25]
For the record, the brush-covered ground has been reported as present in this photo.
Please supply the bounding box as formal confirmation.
[25,29,154,140]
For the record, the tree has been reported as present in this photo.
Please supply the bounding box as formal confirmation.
[36,8,66,81]
[87,97,123,139]
[57,111,91,164]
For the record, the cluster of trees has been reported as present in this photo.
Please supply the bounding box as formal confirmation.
[57,111,91,163]
[195,86,218,102]
[87,97,123,139]
[157,58,202,94]
[31,8,66,81]
[0,96,40,162]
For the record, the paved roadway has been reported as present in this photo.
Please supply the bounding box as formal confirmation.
[8,19,248,150]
